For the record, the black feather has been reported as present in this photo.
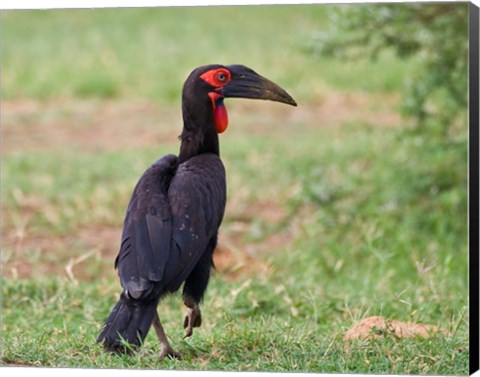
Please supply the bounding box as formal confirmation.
[97,293,159,353]
[98,153,226,351]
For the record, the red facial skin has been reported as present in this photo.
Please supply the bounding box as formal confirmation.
[200,68,231,88]
[200,68,232,133]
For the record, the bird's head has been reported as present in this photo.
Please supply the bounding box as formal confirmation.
[182,64,297,133]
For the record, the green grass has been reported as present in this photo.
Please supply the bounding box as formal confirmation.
[2,119,468,373]
[1,4,469,375]
[1,5,419,102]
[1,276,468,373]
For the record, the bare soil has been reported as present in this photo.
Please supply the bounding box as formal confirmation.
[2,93,401,153]
[344,316,449,340]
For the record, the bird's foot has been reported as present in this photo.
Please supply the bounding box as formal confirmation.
[183,304,202,338]
[160,346,181,360]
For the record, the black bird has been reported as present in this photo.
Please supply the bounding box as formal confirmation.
[97,64,296,358]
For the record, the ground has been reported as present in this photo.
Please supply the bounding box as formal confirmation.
[2,94,468,373]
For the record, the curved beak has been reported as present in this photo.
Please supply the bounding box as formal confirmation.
[221,65,297,107]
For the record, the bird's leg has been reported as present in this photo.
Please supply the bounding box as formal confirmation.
[152,311,180,359]
[183,295,202,338]
[182,236,216,338]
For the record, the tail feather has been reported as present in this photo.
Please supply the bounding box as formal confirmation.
[97,293,158,353]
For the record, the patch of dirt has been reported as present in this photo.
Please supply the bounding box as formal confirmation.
[344,316,449,340]
[226,91,402,137]
[2,92,401,155]
[2,225,121,281]
[213,242,273,281]
[1,357,34,366]
[2,99,180,154]
[213,198,295,280]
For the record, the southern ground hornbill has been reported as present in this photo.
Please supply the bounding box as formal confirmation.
[97,64,296,358]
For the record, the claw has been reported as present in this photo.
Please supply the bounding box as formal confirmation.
[152,311,180,361]
[160,347,181,360]
[183,304,202,338]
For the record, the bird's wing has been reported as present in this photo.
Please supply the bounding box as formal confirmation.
[115,154,177,300]
[114,153,226,299]
[162,153,227,292]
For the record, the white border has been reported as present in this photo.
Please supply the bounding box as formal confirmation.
[1,0,478,10]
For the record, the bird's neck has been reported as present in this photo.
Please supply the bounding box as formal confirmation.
[178,105,220,164]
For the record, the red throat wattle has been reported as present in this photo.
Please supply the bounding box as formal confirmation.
[208,92,228,133]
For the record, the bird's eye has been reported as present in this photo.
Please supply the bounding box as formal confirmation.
[200,68,230,87]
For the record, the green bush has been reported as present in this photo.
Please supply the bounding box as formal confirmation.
[310,3,469,132]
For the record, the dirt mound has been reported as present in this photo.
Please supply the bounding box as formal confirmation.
[344,316,448,340]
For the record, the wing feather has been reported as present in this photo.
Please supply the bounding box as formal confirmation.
[113,153,226,299]
[163,154,226,292]
[115,154,176,299]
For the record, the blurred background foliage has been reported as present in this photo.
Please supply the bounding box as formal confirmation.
[303,1,469,260]
[304,4,469,262]
[309,2,469,135]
